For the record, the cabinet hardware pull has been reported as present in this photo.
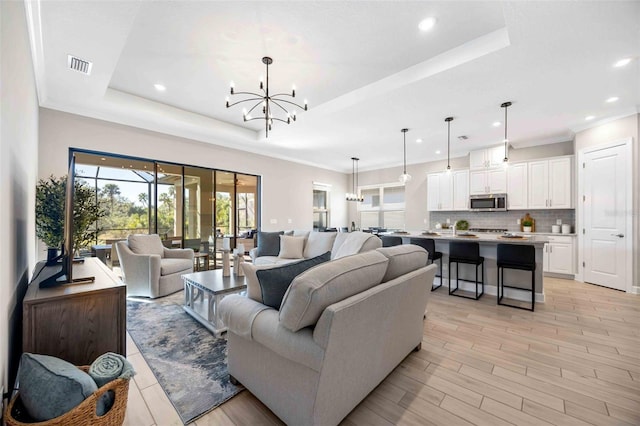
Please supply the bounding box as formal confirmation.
[611,233,624,238]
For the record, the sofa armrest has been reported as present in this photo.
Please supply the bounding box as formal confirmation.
[116,242,162,295]
[163,247,194,260]
[219,295,271,340]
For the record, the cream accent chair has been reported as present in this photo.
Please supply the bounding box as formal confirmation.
[219,245,436,426]
[116,234,194,298]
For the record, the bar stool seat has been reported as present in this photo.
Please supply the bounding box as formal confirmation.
[410,238,443,291]
[380,235,403,247]
[448,241,484,300]
[497,243,536,311]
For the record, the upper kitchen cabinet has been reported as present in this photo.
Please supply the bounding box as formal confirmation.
[452,169,469,210]
[506,162,527,210]
[428,170,469,211]
[469,146,504,169]
[527,156,573,209]
[469,168,507,195]
[427,172,452,211]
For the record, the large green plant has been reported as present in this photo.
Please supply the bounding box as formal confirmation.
[35,175,105,251]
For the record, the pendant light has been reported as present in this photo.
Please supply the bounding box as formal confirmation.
[501,101,512,163]
[346,157,364,202]
[399,128,412,183]
[445,117,453,172]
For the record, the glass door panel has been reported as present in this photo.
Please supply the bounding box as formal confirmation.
[156,163,183,247]
[236,174,258,254]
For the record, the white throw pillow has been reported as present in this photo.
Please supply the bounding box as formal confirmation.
[279,235,305,259]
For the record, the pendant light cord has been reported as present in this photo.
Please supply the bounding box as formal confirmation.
[403,132,407,174]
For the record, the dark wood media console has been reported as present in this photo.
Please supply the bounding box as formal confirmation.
[23,257,126,365]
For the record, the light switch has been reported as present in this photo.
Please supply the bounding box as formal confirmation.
[270,219,278,224]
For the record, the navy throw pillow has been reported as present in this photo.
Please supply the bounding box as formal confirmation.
[257,251,331,309]
[256,231,284,257]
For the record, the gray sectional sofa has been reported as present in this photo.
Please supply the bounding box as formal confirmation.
[219,244,437,426]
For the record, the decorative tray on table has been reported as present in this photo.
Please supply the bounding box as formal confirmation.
[456,232,478,238]
[422,231,440,236]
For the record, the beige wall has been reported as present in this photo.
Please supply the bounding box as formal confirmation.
[0,0,39,391]
[574,114,639,291]
[351,141,574,230]
[38,109,349,237]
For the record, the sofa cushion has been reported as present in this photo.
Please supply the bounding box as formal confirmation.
[257,231,284,257]
[303,232,337,258]
[257,252,331,309]
[330,232,350,259]
[333,231,379,259]
[160,258,193,275]
[128,234,164,257]
[279,250,389,332]
[18,353,98,421]
[377,245,428,282]
[243,262,292,303]
[279,235,305,259]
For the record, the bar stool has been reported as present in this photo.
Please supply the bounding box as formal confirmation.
[497,243,536,311]
[448,241,484,300]
[410,238,443,291]
[380,235,403,247]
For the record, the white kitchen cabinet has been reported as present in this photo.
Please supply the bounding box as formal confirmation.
[469,168,506,195]
[452,169,469,210]
[507,162,527,210]
[528,156,572,209]
[543,235,574,275]
[427,172,452,211]
[469,146,504,169]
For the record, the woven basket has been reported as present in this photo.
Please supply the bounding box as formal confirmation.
[4,366,130,426]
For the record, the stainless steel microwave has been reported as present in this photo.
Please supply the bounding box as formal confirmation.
[469,193,507,211]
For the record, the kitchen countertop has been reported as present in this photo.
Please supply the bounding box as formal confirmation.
[390,231,549,246]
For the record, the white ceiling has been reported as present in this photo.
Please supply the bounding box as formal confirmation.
[27,1,640,173]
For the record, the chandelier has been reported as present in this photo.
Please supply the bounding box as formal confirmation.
[346,157,364,202]
[399,128,412,183]
[501,101,512,163]
[226,57,308,138]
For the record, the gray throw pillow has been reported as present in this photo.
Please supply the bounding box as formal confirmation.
[256,251,331,309]
[18,353,98,421]
[256,231,284,257]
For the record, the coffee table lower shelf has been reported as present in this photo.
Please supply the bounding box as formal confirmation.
[182,269,247,337]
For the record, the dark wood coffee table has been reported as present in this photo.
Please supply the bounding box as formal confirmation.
[182,269,247,336]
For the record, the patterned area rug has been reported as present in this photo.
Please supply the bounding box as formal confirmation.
[127,300,242,424]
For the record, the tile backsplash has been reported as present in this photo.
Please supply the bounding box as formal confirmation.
[430,209,575,233]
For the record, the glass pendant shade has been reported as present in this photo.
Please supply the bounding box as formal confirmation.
[346,157,363,202]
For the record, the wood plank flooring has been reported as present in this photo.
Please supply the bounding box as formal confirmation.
[124,277,640,425]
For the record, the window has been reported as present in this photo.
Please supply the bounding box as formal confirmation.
[313,183,331,231]
[358,183,405,230]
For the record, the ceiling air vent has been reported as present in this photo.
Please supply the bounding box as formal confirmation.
[458,135,469,141]
[67,55,93,75]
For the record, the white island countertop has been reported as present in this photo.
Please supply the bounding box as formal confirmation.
[389,231,549,246]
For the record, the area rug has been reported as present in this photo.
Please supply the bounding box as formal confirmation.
[126,300,242,424]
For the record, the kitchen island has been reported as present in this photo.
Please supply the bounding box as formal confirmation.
[391,232,549,303]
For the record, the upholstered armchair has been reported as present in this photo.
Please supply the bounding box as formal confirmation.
[116,234,194,298]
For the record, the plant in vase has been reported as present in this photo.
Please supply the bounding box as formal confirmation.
[36,175,105,261]
[522,219,533,233]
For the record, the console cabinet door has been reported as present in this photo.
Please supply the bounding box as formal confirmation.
[469,150,488,169]
[547,242,573,274]
[528,160,549,208]
[469,170,488,195]
[488,146,506,168]
[439,172,453,210]
[487,168,507,193]
[427,173,441,211]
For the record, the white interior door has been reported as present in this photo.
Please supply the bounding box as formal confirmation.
[583,144,627,290]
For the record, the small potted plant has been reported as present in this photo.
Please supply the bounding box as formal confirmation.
[522,219,533,233]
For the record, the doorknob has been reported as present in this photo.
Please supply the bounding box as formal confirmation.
[611,233,624,238]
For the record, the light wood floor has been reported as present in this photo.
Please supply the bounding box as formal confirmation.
[123,277,640,426]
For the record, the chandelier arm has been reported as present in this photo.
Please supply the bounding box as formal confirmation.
[270,92,296,98]
[229,91,263,97]
[271,98,308,109]
[244,100,264,117]
[226,98,265,108]
[244,116,272,122]
[269,117,291,124]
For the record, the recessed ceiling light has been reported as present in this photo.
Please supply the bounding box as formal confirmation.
[100,157,106,161]
[606,96,619,103]
[154,83,166,92]
[613,58,632,68]
[435,150,441,154]
[416,138,423,143]
[492,121,501,127]
[418,17,437,32]
[585,115,595,121]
